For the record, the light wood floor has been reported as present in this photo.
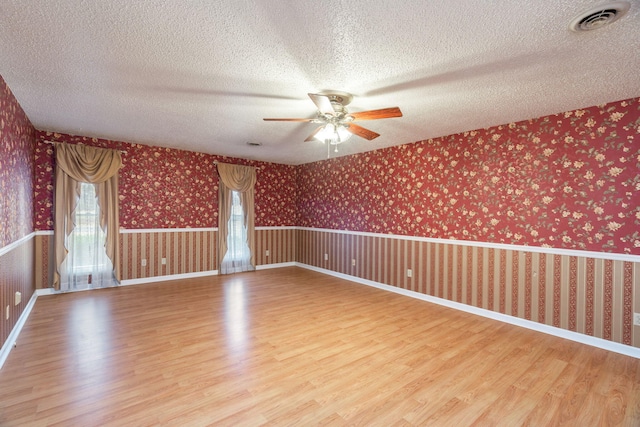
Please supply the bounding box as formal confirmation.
[1,267,639,426]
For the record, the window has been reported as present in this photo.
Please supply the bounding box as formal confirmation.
[220,191,252,273]
[59,183,116,290]
[216,162,256,275]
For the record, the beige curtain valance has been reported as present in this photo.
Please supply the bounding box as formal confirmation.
[53,143,122,288]
[55,143,121,183]
[216,162,256,192]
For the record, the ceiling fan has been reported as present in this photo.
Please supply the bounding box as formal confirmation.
[263,91,402,145]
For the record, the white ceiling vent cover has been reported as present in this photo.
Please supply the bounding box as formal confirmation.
[569,2,631,32]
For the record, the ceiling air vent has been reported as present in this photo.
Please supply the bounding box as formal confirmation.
[569,2,631,32]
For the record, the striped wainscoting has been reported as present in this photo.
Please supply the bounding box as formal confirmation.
[255,227,297,266]
[296,228,640,348]
[121,227,296,281]
[0,235,36,349]
[34,232,53,289]
[34,227,298,286]
[120,227,296,280]
[120,229,218,281]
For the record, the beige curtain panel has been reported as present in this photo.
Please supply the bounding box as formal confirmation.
[216,162,256,272]
[53,143,122,289]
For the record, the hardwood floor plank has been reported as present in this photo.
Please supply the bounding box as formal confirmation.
[0,267,638,425]
[522,392,564,426]
[623,380,640,426]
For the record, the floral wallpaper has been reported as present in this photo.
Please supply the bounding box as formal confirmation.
[34,131,298,230]
[0,75,35,248]
[298,97,640,255]
[27,95,640,255]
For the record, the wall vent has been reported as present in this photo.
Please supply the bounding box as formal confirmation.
[569,2,631,32]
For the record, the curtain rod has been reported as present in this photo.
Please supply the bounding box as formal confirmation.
[43,140,127,154]
[213,161,257,171]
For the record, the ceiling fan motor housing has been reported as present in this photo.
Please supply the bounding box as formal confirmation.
[318,91,354,106]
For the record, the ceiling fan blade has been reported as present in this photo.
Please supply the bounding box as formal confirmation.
[304,126,324,142]
[349,107,403,121]
[308,93,335,116]
[263,118,315,122]
[347,123,380,140]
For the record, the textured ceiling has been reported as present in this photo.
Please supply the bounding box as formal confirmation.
[1,1,639,165]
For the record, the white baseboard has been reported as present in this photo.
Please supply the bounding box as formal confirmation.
[256,262,296,270]
[119,262,294,285]
[0,292,38,370]
[120,270,219,286]
[295,263,640,359]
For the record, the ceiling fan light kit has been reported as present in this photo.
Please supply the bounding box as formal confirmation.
[315,123,353,145]
[263,91,402,157]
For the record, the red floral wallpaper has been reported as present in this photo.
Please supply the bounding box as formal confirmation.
[28,96,640,255]
[34,131,298,230]
[298,97,640,255]
[0,75,35,248]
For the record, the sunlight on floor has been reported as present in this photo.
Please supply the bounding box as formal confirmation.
[224,279,249,355]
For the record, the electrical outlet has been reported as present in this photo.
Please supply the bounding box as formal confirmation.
[161,258,167,265]
[324,253,328,261]
[141,259,147,267]
[407,269,412,278]
[634,313,640,326]
[351,259,356,266]
[15,292,21,305]
[265,250,270,257]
